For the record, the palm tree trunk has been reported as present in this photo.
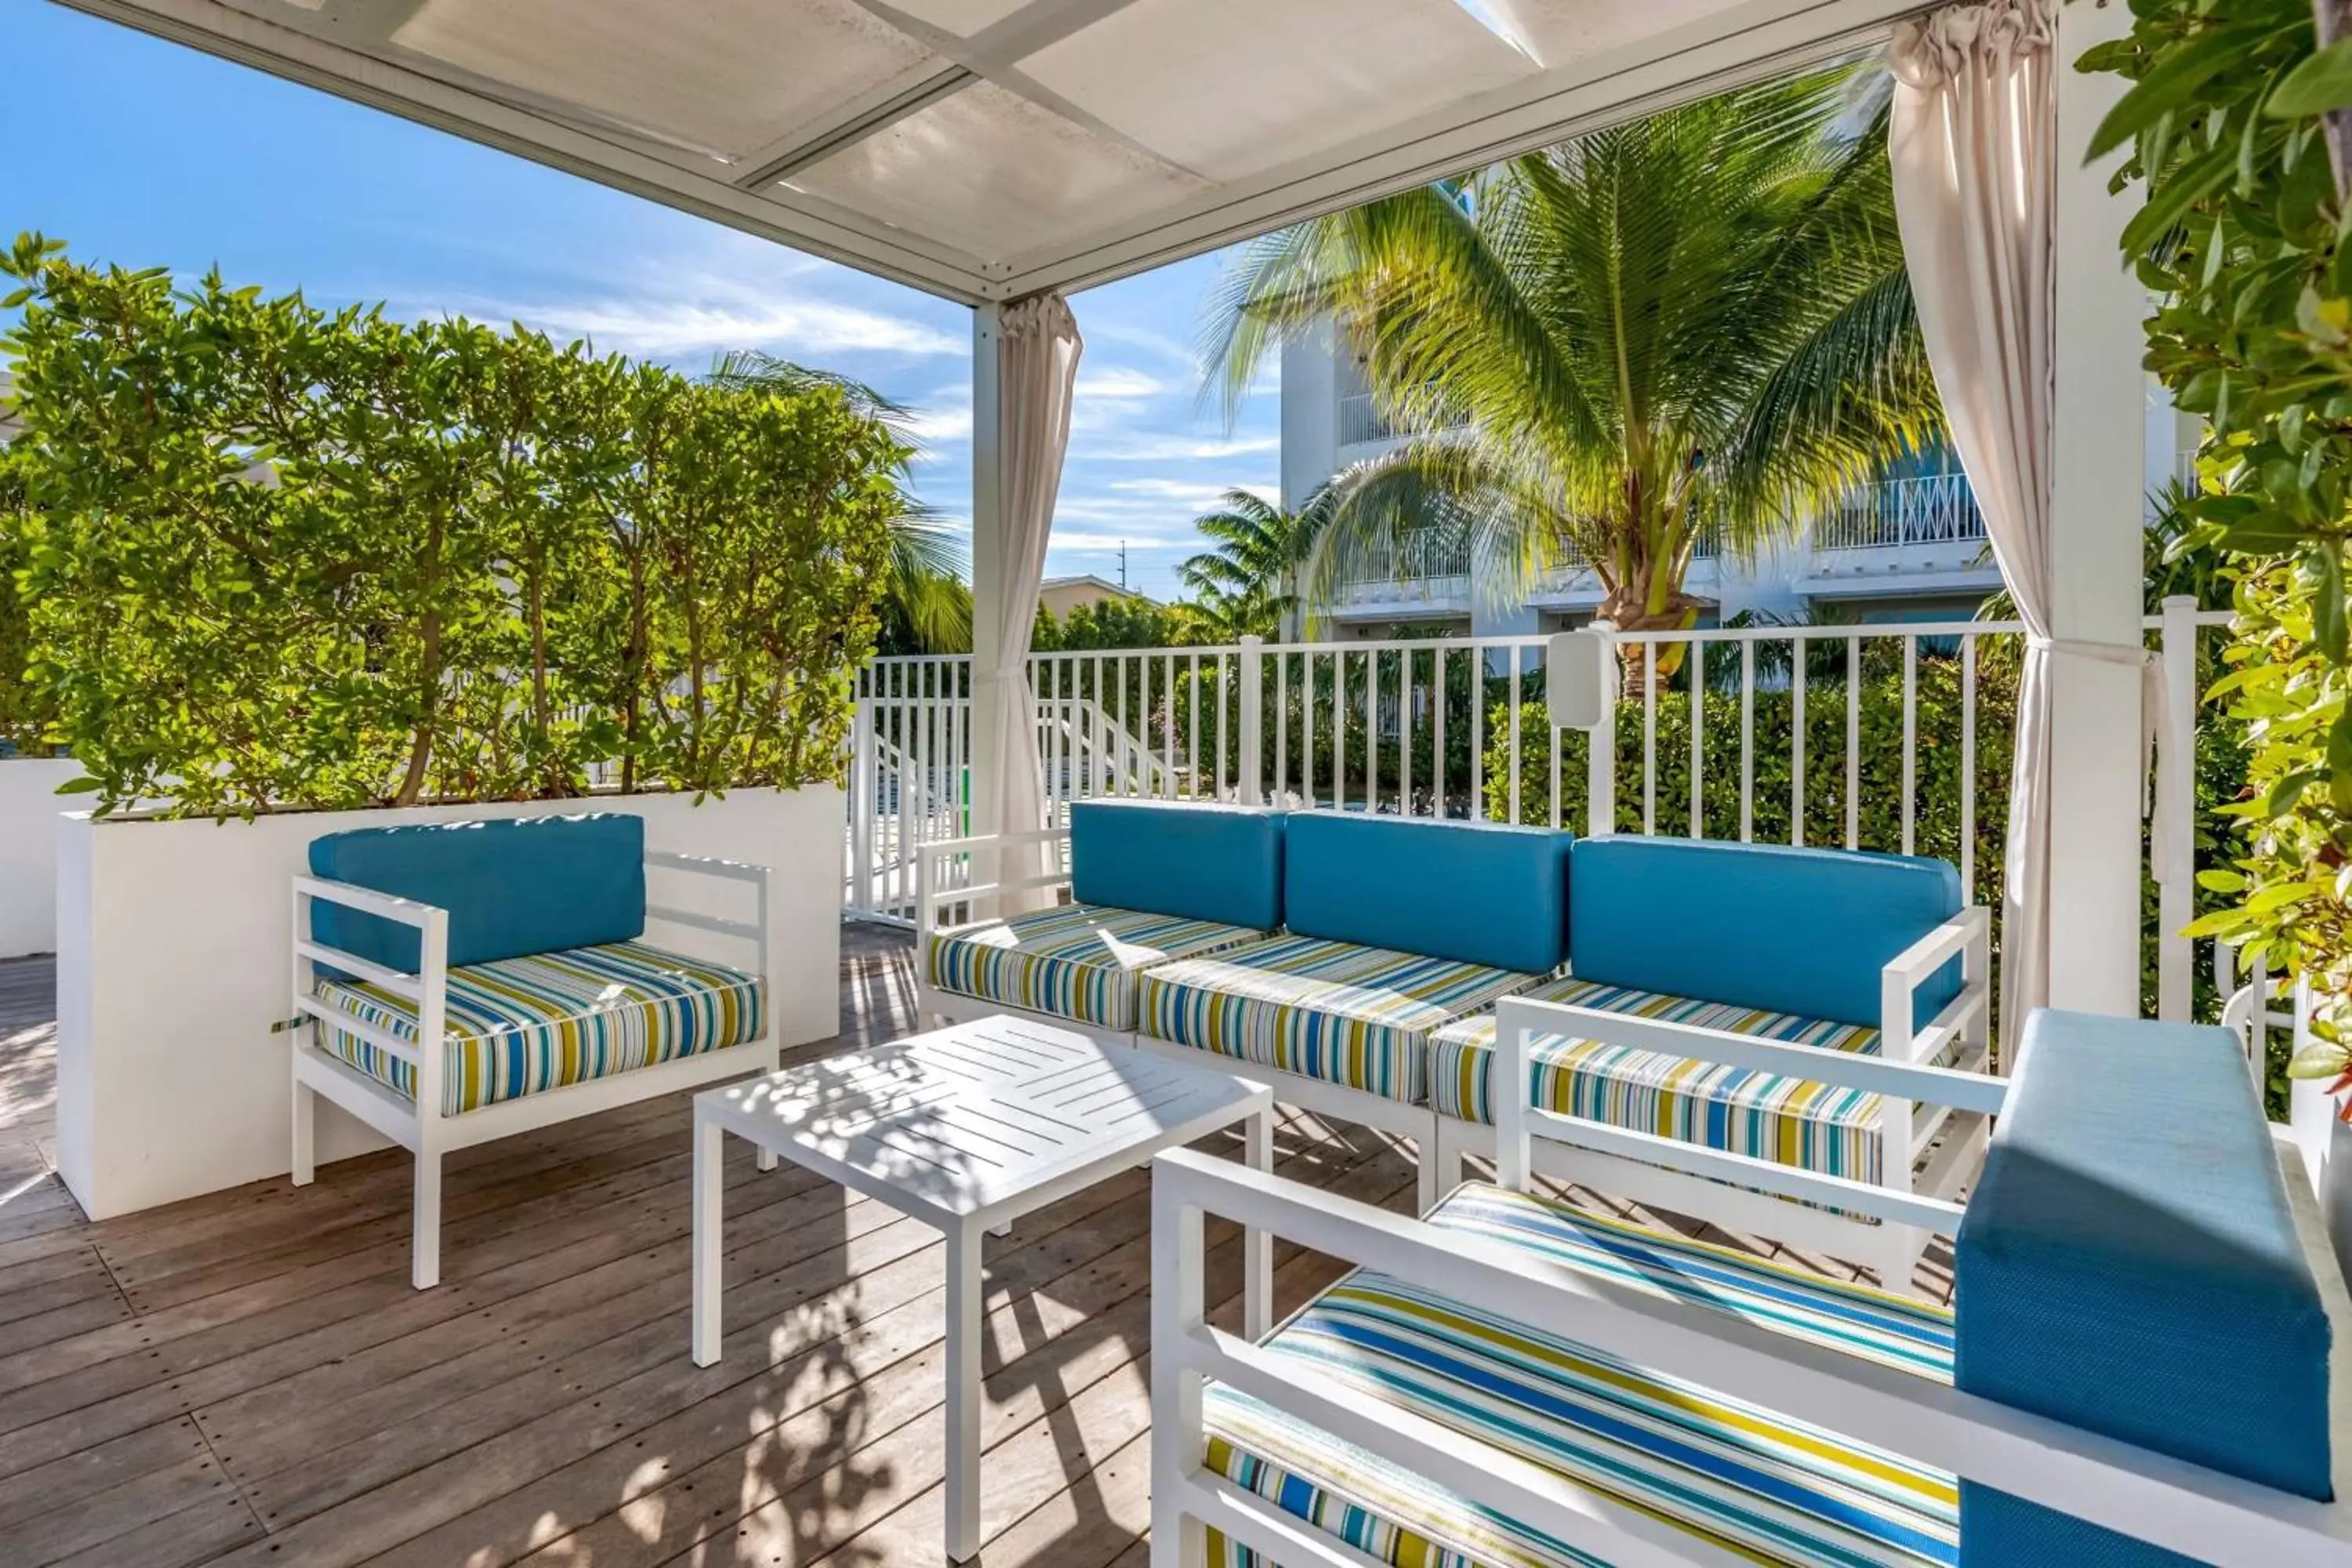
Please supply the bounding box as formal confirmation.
[1598,558,1698,699]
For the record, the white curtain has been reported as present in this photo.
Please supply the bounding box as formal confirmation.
[1889,0,2060,1035]
[979,292,1082,914]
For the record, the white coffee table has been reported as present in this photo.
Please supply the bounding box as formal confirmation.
[690,1014,1274,1562]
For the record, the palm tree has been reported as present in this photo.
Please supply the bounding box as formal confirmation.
[1201,70,1940,688]
[706,350,971,653]
[1178,484,1338,640]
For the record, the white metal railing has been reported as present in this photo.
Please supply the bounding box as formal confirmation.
[844,603,2233,1026]
[1337,390,1397,447]
[1813,471,1985,553]
[1327,475,1973,612]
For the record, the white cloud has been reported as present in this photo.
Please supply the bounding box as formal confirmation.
[1075,366,1165,399]
[901,382,973,452]
[1080,320,1199,368]
[1087,432,1279,463]
[417,246,965,362]
[1045,530,1194,550]
[1105,477,1279,508]
[510,293,961,359]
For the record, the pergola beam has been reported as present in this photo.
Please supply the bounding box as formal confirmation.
[997,0,1934,297]
[52,0,1006,303]
[731,0,1170,194]
[51,0,1935,306]
[729,63,976,191]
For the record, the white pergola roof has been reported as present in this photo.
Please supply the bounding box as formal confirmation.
[60,0,1929,303]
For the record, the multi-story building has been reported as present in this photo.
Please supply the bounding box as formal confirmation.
[1279,334,2194,637]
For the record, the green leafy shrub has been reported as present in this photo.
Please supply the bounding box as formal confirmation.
[0,441,53,756]
[0,237,906,816]
[2085,5,2352,1076]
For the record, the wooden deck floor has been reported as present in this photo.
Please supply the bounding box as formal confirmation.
[0,928,1951,1568]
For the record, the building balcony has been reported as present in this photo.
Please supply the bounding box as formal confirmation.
[1319,474,1984,623]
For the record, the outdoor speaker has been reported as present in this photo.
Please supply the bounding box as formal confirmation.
[1545,629,1613,730]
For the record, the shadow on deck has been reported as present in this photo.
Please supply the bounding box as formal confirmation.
[0,927,1948,1567]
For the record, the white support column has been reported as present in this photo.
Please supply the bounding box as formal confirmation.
[2047,0,2147,1016]
[1237,634,1265,807]
[969,303,1007,847]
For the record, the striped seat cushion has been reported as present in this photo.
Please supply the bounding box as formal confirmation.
[1205,1182,1958,1568]
[1431,977,1940,1185]
[925,903,1269,1031]
[313,940,765,1116]
[1136,936,1543,1103]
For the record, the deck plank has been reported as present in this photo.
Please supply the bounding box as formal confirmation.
[0,927,1947,1568]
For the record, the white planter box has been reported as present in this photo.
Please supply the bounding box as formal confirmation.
[0,758,83,958]
[56,786,843,1220]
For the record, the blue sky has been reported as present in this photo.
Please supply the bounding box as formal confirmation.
[0,0,1282,602]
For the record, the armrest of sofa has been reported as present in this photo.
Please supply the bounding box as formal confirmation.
[1880,904,1991,1068]
[913,827,1073,948]
[1488,992,2007,1229]
[643,850,771,980]
[289,873,452,1109]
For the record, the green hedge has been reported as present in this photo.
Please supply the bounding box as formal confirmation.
[0,443,46,756]
[0,238,909,815]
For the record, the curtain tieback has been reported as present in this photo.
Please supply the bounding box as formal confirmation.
[2024,634,2180,881]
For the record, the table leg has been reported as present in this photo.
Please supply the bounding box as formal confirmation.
[1245,1107,1273,1342]
[691,1112,724,1367]
[945,1218,984,1561]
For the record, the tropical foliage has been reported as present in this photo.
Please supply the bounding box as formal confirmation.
[707,350,971,655]
[1177,485,1336,638]
[0,236,909,816]
[1032,594,1207,653]
[2085,4,2352,1080]
[1201,68,1942,686]
[0,441,47,754]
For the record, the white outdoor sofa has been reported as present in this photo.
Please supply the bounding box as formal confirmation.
[1149,1000,2352,1568]
[289,811,776,1288]
[916,800,1990,1287]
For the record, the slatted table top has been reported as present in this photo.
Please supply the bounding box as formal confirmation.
[696,1015,1273,1226]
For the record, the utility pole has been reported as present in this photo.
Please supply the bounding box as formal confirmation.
[1118,541,1128,590]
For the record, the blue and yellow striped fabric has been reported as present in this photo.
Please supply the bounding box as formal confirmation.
[1432,977,1918,1185]
[314,940,765,1116]
[1205,1182,1958,1568]
[1136,936,1544,1103]
[926,903,1269,1031]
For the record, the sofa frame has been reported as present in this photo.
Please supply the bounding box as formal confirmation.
[1148,993,2352,1568]
[917,823,1990,1283]
[1437,905,1991,1285]
[291,848,779,1289]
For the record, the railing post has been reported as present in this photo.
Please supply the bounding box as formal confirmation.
[2158,594,2198,1021]
[1238,634,1265,807]
[1587,619,1618,838]
[848,698,876,918]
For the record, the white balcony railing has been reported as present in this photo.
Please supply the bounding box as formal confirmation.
[1327,475,1976,608]
[1337,387,1461,448]
[1337,391,1397,447]
[1813,471,1986,552]
[845,602,2230,1029]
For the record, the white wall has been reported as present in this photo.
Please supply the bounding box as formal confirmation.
[1279,330,1340,510]
[0,758,83,958]
[56,786,843,1220]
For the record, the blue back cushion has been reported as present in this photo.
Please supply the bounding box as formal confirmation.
[308,813,646,973]
[1069,800,1284,931]
[1955,1009,2333,1563]
[1566,837,1962,1029]
[1283,813,1571,975]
